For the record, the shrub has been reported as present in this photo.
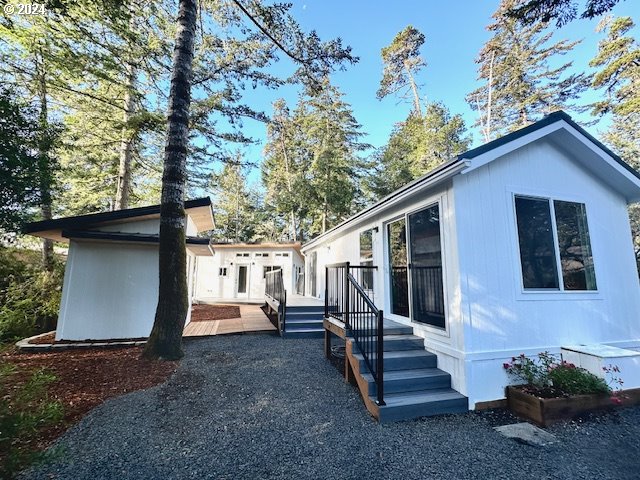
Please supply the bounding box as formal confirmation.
[0,247,64,342]
[504,352,614,397]
[0,364,64,478]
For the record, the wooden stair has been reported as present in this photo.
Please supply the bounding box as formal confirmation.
[346,321,468,423]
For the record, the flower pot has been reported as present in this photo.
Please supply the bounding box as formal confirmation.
[505,386,614,427]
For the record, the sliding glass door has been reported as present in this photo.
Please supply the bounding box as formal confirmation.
[386,203,446,329]
[408,205,445,328]
[387,218,409,317]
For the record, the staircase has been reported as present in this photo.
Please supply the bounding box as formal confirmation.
[346,320,468,423]
[282,305,324,339]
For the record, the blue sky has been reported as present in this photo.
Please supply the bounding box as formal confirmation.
[226,0,639,182]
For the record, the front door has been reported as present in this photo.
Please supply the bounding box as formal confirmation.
[236,264,250,298]
[386,203,446,329]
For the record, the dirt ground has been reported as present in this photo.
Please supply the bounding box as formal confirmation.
[1,346,178,451]
[190,304,241,322]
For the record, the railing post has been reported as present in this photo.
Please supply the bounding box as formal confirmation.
[344,262,350,329]
[324,266,329,319]
[376,309,385,406]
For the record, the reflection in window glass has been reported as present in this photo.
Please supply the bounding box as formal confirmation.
[387,219,409,317]
[359,229,374,290]
[515,196,559,289]
[554,200,597,291]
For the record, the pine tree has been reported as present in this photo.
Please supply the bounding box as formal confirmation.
[299,79,368,235]
[590,16,640,267]
[210,160,258,243]
[377,26,427,116]
[467,0,588,140]
[590,16,639,117]
[508,0,622,27]
[366,102,470,198]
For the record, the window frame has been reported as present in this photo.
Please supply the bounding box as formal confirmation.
[511,192,600,298]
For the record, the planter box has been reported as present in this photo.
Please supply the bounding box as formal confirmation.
[506,386,614,427]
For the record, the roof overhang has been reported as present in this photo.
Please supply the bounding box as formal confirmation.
[61,230,214,256]
[25,197,215,242]
[210,242,302,256]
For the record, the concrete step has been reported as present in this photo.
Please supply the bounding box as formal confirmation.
[282,327,324,339]
[353,349,437,371]
[376,388,469,423]
[362,368,452,396]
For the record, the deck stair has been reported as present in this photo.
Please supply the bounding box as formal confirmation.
[346,321,468,423]
[282,305,324,339]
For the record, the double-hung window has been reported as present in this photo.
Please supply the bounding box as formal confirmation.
[514,195,597,291]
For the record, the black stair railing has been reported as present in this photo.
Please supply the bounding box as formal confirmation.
[325,262,385,406]
[265,268,286,334]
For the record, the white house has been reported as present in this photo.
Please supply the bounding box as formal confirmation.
[301,111,640,410]
[25,198,215,341]
[194,243,304,302]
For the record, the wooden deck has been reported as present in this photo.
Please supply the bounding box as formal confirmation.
[183,304,276,337]
[286,294,324,307]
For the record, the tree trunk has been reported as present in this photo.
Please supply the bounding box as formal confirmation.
[280,134,297,241]
[115,62,136,210]
[143,0,197,361]
[36,52,54,271]
[403,60,422,117]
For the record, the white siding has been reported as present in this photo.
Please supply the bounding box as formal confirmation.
[195,246,301,301]
[57,241,160,340]
[454,139,640,406]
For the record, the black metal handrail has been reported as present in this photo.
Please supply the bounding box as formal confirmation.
[265,268,286,334]
[325,262,384,405]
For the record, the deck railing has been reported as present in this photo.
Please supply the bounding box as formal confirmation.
[265,268,286,334]
[325,262,385,406]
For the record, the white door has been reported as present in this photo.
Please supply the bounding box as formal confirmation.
[235,264,250,298]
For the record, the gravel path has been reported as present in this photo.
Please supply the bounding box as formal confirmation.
[22,334,640,480]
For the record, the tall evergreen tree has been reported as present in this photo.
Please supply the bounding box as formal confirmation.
[366,102,470,198]
[508,0,622,27]
[467,0,588,140]
[590,15,640,265]
[299,79,368,235]
[210,160,258,243]
[377,25,426,116]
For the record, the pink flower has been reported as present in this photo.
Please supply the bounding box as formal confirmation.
[611,396,623,405]
[503,362,511,369]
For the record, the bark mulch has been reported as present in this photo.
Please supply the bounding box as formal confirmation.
[1,346,178,451]
[190,304,241,322]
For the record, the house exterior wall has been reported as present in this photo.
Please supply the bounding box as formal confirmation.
[302,182,469,394]
[56,214,202,341]
[453,139,640,406]
[195,246,302,301]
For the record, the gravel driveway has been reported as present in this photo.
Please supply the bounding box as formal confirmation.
[22,334,640,480]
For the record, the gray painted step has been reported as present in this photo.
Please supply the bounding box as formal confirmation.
[376,388,469,423]
[285,319,324,329]
[286,311,325,321]
[353,349,437,371]
[287,305,325,313]
[362,368,452,396]
[376,335,425,351]
[282,327,324,339]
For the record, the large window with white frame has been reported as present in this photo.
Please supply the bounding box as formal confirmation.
[514,195,597,291]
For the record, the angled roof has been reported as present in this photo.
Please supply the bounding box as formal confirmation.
[25,197,215,242]
[302,110,640,251]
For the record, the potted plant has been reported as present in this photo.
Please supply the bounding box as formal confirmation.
[503,352,623,426]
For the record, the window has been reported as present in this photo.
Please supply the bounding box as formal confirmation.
[219,267,227,277]
[515,195,596,291]
[255,253,269,257]
[275,252,289,257]
[263,265,281,278]
[359,229,374,290]
[236,253,249,257]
